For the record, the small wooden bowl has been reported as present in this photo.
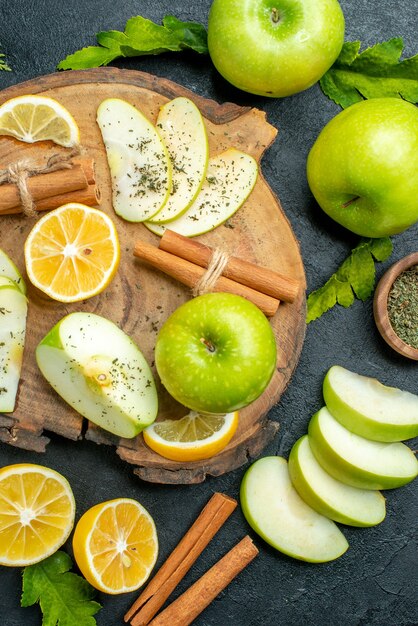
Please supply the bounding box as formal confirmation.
[373,251,418,360]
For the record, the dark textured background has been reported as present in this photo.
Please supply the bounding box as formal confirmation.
[0,1,417,624]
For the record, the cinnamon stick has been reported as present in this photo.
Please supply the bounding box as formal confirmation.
[125,492,237,625]
[134,241,280,317]
[160,229,300,303]
[148,536,258,626]
[0,158,95,214]
[3,184,100,215]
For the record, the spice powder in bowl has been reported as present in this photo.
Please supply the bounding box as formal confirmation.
[387,265,418,350]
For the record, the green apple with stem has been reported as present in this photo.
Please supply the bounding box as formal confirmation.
[323,365,418,442]
[155,293,276,414]
[307,98,418,237]
[289,435,386,527]
[308,407,418,490]
[207,0,345,97]
[240,456,348,562]
[36,312,158,438]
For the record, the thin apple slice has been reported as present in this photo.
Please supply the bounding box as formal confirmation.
[0,248,26,293]
[240,456,348,563]
[289,435,386,527]
[97,98,172,222]
[308,407,418,490]
[148,97,209,224]
[324,365,418,442]
[145,148,258,237]
[36,312,158,438]
[0,283,28,412]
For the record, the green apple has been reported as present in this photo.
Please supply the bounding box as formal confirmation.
[307,98,418,237]
[323,365,418,442]
[289,435,386,527]
[0,248,26,294]
[97,98,172,222]
[149,97,209,224]
[155,293,276,413]
[207,0,344,98]
[240,456,348,562]
[145,148,258,238]
[0,282,28,412]
[308,407,418,490]
[36,312,158,438]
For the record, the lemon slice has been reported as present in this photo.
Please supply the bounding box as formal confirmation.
[143,410,239,461]
[24,203,120,303]
[0,95,80,146]
[72,498,158,594]
[0,463,75,566]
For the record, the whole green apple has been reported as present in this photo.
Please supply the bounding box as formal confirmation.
[155,293,277,413]
[307,98,418,237]
[207,0,345,97]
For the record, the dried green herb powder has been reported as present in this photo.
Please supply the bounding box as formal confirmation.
[387,264,418,349]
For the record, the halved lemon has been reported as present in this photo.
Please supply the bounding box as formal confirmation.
[143,411,239,462]
[72,498,158,594]
[0,463,75,566]
[0,94,80,146]
[24,203,120,302]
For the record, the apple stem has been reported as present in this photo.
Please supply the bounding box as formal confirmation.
[342,196,360,208]
[271,8,281,23]
[200,337,216,353]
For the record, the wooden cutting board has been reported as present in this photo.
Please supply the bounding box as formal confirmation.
[0,68,306,484]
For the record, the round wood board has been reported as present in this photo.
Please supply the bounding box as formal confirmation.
[0,68,306,484]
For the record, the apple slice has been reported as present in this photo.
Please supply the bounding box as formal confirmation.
[289,435,386,527]
[0,248,26,293]
[308,407,418,490]
[97,98,172,222]
[145,148,258,237]
[240,456,348,563]
[0,282,28,412]
[148,97,209,224]
[36,312,158,438]
[323,365,418,442]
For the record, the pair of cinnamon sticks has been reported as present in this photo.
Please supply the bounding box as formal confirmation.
[0,157,100,215]
[134,230,300,317]
[124,493,257,626]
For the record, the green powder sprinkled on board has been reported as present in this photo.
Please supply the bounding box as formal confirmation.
[387,265,418,349]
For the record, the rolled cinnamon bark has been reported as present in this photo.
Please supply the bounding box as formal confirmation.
[4,184,100,214]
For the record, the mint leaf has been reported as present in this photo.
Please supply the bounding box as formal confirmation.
[58,15,208,70]
[0,44,11,71]
[21,551,101,626]
[320,38,418,108]
[307,238,393,323]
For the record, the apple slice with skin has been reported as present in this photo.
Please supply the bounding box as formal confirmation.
[240,456,348,563]
[289,435,386,527]
[36,312,158,438]
[323,365,418,442]
[308,407,418,490]
[0,248,26,293]
[148,97,209,224]
[97,98,172,222]
[0,282,28,412]
[145,148,258,237]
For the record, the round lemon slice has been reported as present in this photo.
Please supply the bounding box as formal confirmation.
[24,203,120,303]
[0,94,80,147]
[0,463,75,566]
[72,498,158,594]
[143,410,239,462]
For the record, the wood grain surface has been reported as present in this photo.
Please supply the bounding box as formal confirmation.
[0,68,306,483]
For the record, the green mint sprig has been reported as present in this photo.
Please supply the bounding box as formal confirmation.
[57,15,208,70]
[307,238,393,323]
[320,38,418,108]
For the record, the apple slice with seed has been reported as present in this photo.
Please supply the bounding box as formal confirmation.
[97,98,172,222]
[149,97,209,224]
[289,435,386,527]
[0,282,28,412]
[36,312,158,438]
[323,365,418,442]
[240,456,348,563]
[0,248,26,293]
[145,148,258,237]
